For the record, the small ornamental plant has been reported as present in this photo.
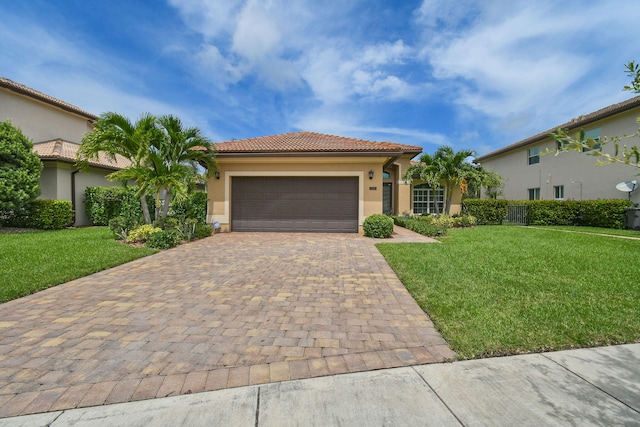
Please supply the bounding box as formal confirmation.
[126,224,162,243]
[363,214,394,238]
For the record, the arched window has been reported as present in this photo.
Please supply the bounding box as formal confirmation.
[412,183,444,214]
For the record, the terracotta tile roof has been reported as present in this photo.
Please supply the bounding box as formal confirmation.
[0,77,98,121]
[476,95,640,162]
[33,139,131,170]
[215,131,422,155]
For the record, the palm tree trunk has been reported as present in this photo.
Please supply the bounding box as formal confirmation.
[140,194,152,224]
[162,188,172,219]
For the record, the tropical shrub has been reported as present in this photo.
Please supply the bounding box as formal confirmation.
[0,121,42,217]
[194,222,213,239]
[109,216,137,241]
[146,229,182,249]
[363,214,394,238]
[126,224,162,243]
[393,216,446,237]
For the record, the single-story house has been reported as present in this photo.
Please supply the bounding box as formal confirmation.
[208,131,463,233]
[475,95,640,204]
[0,77,129,225]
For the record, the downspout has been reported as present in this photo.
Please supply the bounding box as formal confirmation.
[71,170,79,226]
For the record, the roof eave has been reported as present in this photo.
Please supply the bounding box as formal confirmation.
[476,95,640,163]
[216,150,421,158]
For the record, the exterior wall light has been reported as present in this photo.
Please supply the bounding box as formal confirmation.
[369,170,374,180]
[215,171,220,180]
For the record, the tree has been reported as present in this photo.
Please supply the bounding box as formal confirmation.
[0,121,42,218]
[404,146,476,215]
[464,164,505,199]
[77,112,217,224]
[154,115,216,219]
[550,61,640,168]
[77,112,162,224]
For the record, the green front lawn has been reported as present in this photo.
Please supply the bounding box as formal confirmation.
[377,226,640,359]
[0,227,156,303]
[530,225,640,238]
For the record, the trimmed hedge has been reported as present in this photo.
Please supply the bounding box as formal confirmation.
[392,216,447,237]
[462,199,508,225]
[3,200,73,230]
[84,186,149,226]
[463,199,632,229]
[84,187,208,226]
[363,214,394,238]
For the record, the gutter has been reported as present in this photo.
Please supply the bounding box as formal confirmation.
[71,169,79,225]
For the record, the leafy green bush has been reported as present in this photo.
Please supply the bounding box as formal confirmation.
[109,216,137,241]
[126,224,162,243]
[525,200,579,226]
[169,192,208,224]
[84,186,150,226]
[146,229,182,249]
[393,216,447,237]
[576,199,631,229]
[462,199,509,224]
[363,214,394,238]
[463,198,631,229]
[194,223,213,239]
[455,214,478,227]
[4,200,73,230]
[0,120,42,215]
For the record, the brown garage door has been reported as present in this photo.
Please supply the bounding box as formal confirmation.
[232,177,358,232]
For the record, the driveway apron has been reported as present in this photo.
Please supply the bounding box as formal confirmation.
[0,232,453,417]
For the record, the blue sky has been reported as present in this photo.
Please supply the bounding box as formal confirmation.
[1,0,639,156]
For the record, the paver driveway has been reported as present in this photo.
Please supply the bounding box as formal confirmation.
[0,232,454,418]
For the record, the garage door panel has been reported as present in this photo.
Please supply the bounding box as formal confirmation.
[232,177,358,232]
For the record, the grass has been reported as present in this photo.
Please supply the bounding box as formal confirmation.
[0,227,156,303]
[377,226,640,359]
[529,225,640,238]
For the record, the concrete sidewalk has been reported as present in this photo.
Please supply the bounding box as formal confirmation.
[4,343,639,426]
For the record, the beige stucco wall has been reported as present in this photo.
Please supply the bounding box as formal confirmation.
[479,109,640,205]
[41,161,120,226]
[0,88,93,143]
[208,156,398,232]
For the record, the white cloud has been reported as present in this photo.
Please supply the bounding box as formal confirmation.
[414,0,640,142]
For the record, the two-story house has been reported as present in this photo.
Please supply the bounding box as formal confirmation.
[475,95,640,206]
[0,78,129,225]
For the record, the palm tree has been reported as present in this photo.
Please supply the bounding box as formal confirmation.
[77,112,161,223]
[153,115,217,220]
[404,146,475,215]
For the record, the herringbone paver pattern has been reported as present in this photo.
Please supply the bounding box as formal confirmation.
[0,231,454,417]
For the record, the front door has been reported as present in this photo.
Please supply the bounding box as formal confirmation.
[383,183,392,215]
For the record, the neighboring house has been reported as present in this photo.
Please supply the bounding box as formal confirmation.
[475,95,640,205]
[0,77,129,226]
[208,131,463,233]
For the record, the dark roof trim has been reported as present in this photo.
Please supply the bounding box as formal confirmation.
[0,77,98,121]
[476,95,640,162]
[39,157,122,171]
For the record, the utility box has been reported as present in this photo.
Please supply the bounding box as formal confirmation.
[625,208,640,230]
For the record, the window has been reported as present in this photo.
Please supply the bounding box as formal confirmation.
[413,184,444,214]
[382,171,391,179]
[528,146,540,165]
[528,188,540,200]
[582,127,602,152]
[554,185,564,200]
